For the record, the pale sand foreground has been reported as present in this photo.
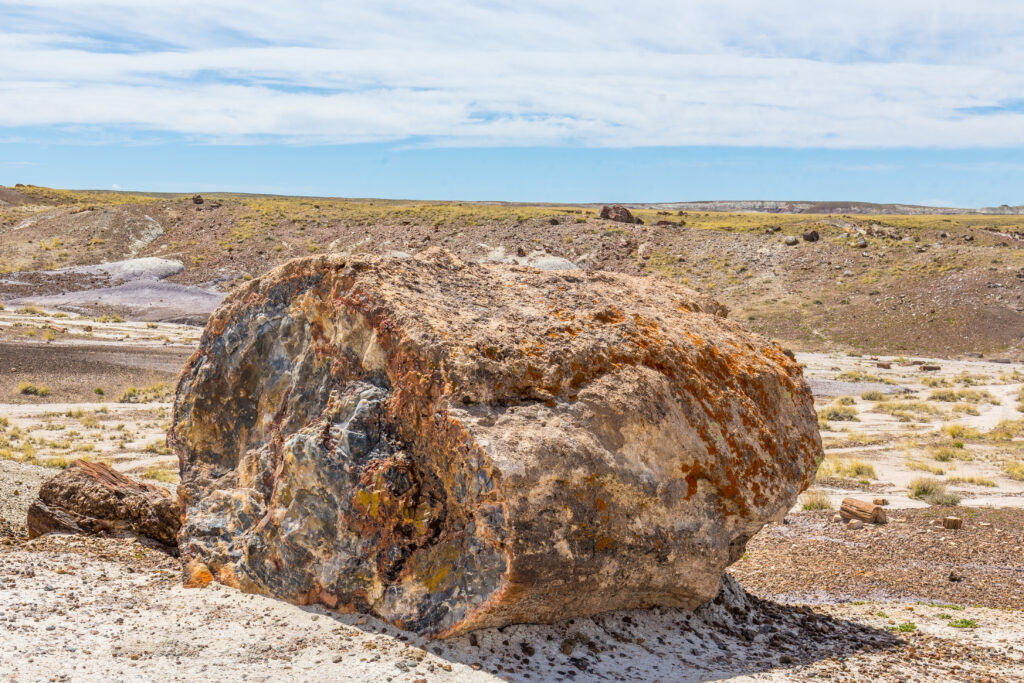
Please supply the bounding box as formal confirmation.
[1,535,1022,683]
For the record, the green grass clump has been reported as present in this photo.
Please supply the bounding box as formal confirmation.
[907,477,960,506]
[17,382,51,397]
[835,396,856,406]
[948,618,977,629]
[799,489,833,511]
[889,622,917,633]
[917,601,964,610]
[860,390,885,401]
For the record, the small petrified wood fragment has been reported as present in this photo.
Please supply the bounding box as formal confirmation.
[27,460,180,547]
[170,249,822,637]
[840,497,887,524]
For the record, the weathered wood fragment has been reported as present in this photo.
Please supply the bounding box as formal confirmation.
[840,497,887,524]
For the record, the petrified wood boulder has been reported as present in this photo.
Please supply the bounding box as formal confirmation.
[170,248,822,638]
[27,460,180,547]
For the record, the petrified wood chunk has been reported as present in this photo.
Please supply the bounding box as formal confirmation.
[27,460,180,547]
[942,516,962,530]
[170,248,822,638]
[839,497,887,524]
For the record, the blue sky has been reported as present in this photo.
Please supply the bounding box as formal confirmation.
[2,1,1024,206]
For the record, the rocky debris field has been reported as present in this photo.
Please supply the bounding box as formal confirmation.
[730,507,1024,609]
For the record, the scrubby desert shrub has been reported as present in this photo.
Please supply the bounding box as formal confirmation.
[929,389,999,405]
[931,445,973,462]
[1003,461,1024,481]
[118,383,172,403]
[818,405,859,422]
[907,477,960,506]
[987,419,1024,442]
[17,382,50,397]
[818,457,876,479]
[837,371,895,384]
[836,396,856,406]
[947,476,995,487]
[906,460,945,475]
[942,424,982,440]
[874,400,942,422]
[800,489,833,511]
[860,390,885,401]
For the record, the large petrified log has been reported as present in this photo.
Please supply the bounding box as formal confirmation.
[170,248,822,638]
[27,460,180,547]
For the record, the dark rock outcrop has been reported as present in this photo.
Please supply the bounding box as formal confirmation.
[171,249,822,638]
[27,460,180,547]
[599,204,636,223]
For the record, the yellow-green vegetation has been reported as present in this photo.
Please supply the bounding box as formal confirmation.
[906,460,945,475]
[836,371,896,384]
[835,396,856,406]
[907,477,960,506]
[929,388,999,405]
[986,418,1024,441]
[118,383,173,403]
[942,423,983,440]
[144,440,172,455]
[1004,461,1024,481]
[799,489,833,511]
[821,433,888,449]
[947,476,995,487]
[17,382,51,397]
[889,622,917,633]
[818,405,859,422]
[873,400,943,422]
[948,619,978,629]
[860,390,885,401]
[142,466,178,483]
[13,185,164,207]
[817,456,876,479]
[931,446,973,462]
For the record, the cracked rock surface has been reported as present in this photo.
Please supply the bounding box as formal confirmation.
[170,248,822,637]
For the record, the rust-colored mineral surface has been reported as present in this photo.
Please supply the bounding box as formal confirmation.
[170,248,822,637]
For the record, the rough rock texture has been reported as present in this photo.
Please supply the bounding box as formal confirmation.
[170,248,822,638]
[598,204,636,223]
[27,460,180,547]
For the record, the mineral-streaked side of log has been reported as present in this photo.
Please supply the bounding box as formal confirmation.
[27,460,180,547]
[170,248,822,638]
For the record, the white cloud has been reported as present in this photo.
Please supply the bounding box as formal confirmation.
[1,1,1024,147]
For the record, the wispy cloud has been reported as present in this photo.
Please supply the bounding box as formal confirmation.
[2,1,1024,147]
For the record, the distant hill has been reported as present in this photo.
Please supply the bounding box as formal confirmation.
[630,200,1024,215]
